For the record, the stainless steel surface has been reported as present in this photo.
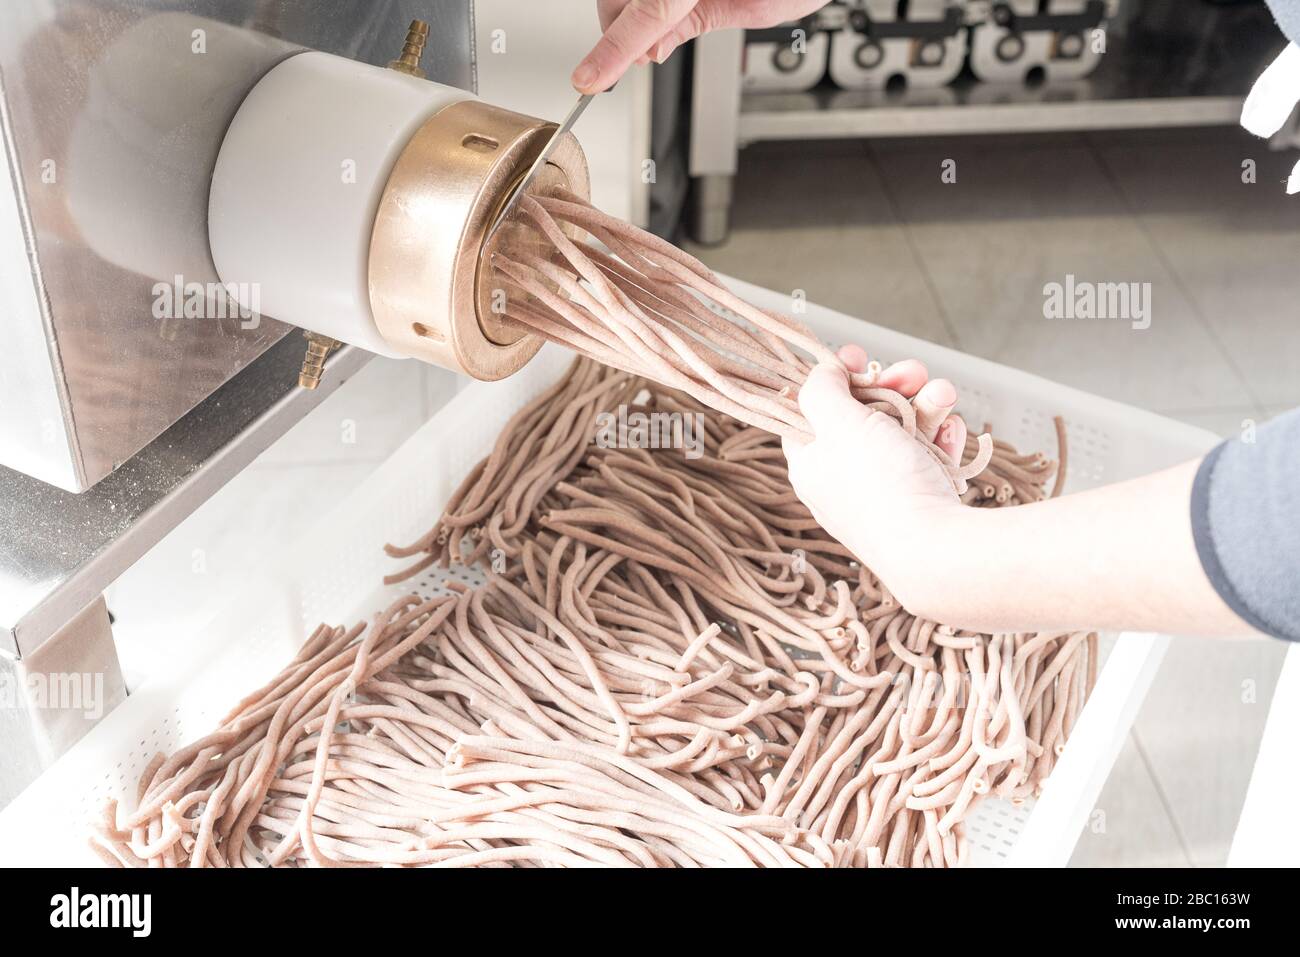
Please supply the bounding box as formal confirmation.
[488,92,595,241]
[0,1,474,492]
[0,596,124,808]
[0,333,371,660]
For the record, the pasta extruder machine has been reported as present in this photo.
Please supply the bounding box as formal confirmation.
[0,0,585,807]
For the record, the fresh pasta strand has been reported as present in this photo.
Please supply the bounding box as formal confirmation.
[490,190,993,494]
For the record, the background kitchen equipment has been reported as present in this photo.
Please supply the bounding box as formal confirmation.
[699,0,1290,243]
[828,1,970,92]
[743,14,832,92]
[968,1,1111,85]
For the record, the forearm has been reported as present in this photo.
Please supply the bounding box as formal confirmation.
[877,459,1252,637]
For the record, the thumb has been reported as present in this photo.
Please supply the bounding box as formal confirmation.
[573,0,698,92]
[798,362,872,438]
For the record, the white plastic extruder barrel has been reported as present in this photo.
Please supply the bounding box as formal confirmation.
[208,51,474,357]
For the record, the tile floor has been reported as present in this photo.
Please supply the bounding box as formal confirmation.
[104,125,1298,867]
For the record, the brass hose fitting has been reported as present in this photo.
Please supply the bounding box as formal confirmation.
[298,331,341,390]
[388,20,430,78]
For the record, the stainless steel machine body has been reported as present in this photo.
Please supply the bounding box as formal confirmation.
[0,0,474,494]
[0,0,477,807]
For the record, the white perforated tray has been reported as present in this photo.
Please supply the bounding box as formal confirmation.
[0,278,1220,867]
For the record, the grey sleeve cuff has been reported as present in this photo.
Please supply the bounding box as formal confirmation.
[1190,409,1300,642]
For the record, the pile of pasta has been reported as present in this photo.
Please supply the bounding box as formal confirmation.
[93,358,1095,868]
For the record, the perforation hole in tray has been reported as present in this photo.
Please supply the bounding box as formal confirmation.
[409,562,489,602]
[966,800,1034,861]
[81,705,220,824]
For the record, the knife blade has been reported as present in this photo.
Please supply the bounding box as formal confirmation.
[487,92,595,239]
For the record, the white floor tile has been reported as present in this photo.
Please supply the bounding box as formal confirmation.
[1132,635,1289,867]
[1069,733,1191,868]
[1161,407,1263,440]
[1091,128,1300,409]
[868,137,1255,411]
[688,143,957,347]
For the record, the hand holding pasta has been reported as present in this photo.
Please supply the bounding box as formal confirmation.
[783,348,971,614]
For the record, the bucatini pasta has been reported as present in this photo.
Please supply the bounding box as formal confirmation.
[94,350,1093,868]
[491,190,994,493]
[93,192,1093,867]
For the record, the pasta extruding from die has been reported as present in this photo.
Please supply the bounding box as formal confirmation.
[490,190,993,493]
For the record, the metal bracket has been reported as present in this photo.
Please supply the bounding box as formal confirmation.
[990,0,1107,36]
[744,14,827,45]
[0,596,125,808]
[745,3,970,44]
[848,6,966,41]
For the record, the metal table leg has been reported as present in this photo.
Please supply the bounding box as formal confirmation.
[689,29,744,244]
[0,597,126,808]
